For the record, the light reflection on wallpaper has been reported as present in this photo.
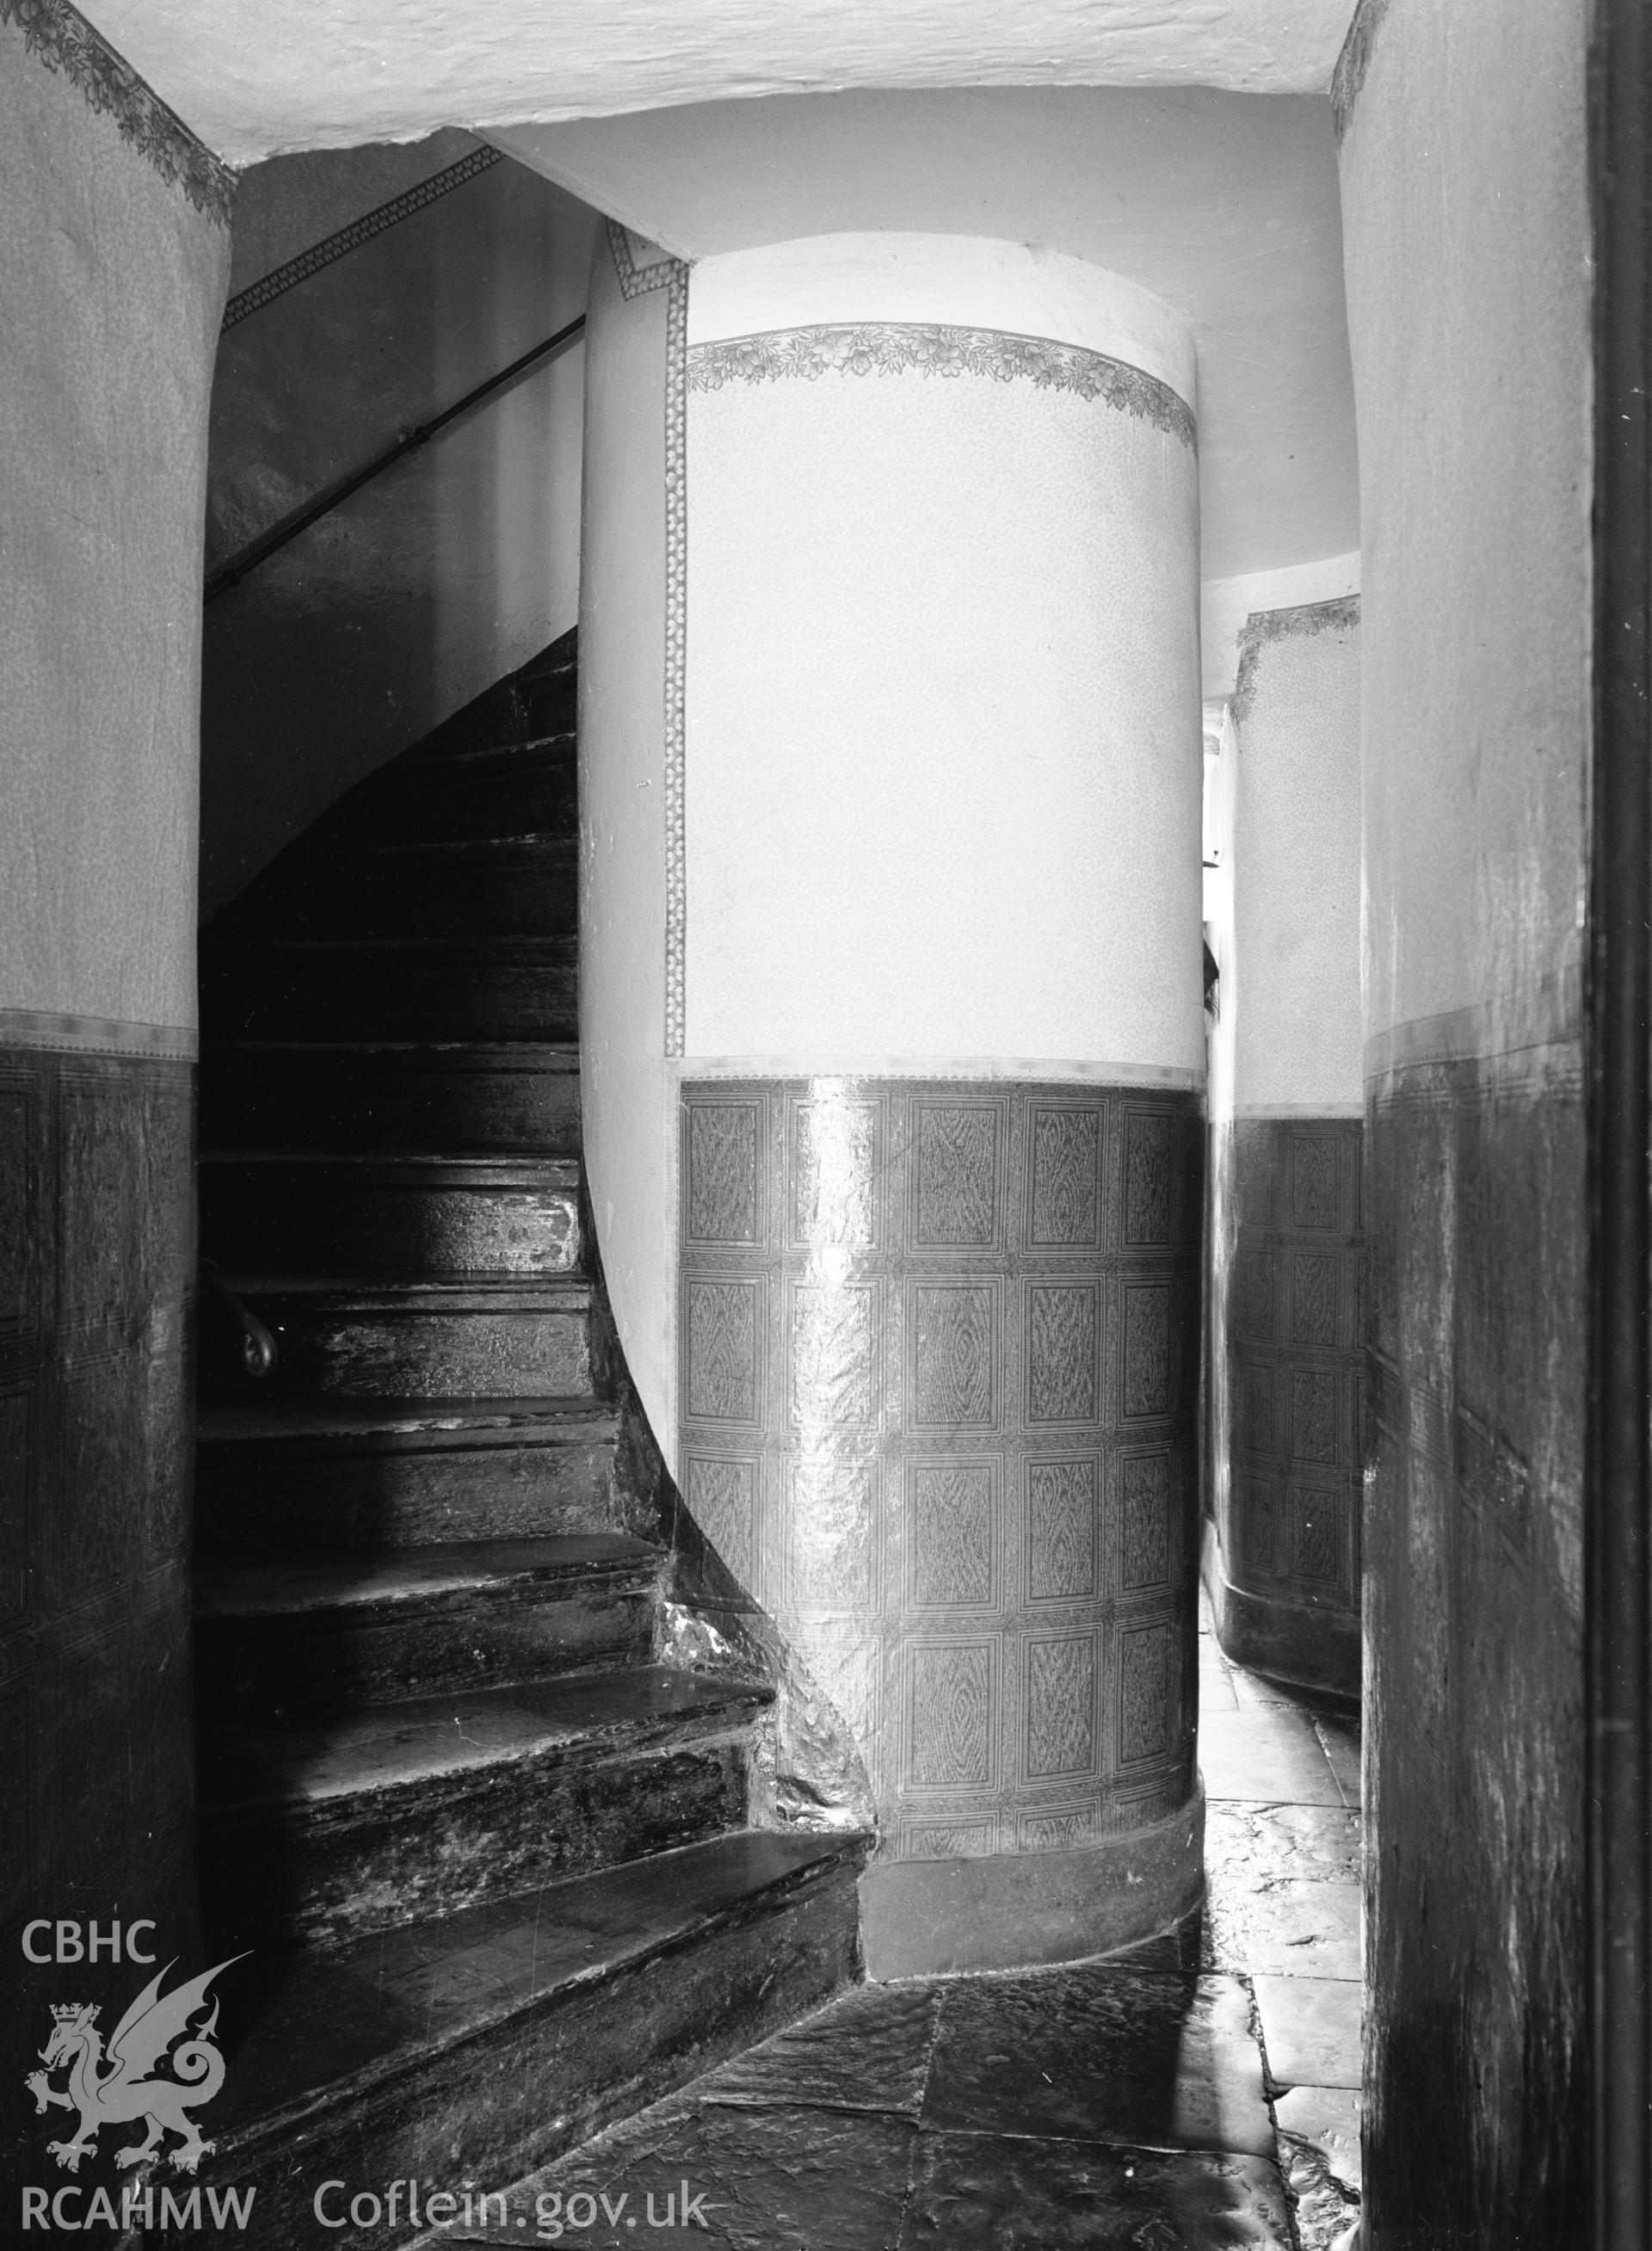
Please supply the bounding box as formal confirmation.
[678,1076,1204,1864]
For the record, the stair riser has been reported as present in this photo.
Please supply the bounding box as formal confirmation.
[268,844,578,940]
[197,1577,656,1721]
[203,1304,594,1400]
[200,1179,583,1279]
[203,960,577,1043]
[196,1439,621,1558]
[201,1741,749,1950]
[324,762,576,847]
[420,667,575,757]
[200,1859,862,2248]
[200,1053,581,1155]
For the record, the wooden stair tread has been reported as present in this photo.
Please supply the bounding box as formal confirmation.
[201,1039,581,1061]
[200,1151,582,1184]
[210,1832,867,2148]
[304,829,577,854]
[415,725,575,757]
[409,724,575,765]
[196,1534,659,1617]
[198,1395,618,1446]
[213,1274,592,1304]
[211,933,579,959]
[315,823,575,842]
[206,1664,773,1807]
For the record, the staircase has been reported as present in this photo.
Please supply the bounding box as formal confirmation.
[192,634,866,2240]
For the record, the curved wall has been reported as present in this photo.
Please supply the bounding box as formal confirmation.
[684,235,1201,1074]
[1337,0,1591,2233]
[201,143,596,920]
[1208,602,1364,1696]
[1230,601,1363,1120]
[578,227,680,1439]
[584,226,1207,1973]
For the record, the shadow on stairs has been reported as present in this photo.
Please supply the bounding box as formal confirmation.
[189,632,867,2243]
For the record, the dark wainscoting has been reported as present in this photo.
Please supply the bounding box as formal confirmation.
[1363,1054,1585,2249]
[677,1077,1205,1974]
[1211,1116,1364,1699]
[1,1039,198,2178]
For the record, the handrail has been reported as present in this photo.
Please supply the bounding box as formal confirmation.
[205,311,587,604]
[200,1261,280,1378]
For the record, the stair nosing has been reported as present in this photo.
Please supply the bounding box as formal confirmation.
[199,1151,583,1179]
[200,1039,580,1059]
[203,1665,774,1810]
[208,1832,869,2160]
[237,1288,587,1301]
[412,728,575,763]
[209,934,579,957]
[300,832,579,856]
[194,1534,662,1617]
[196,1395,617,1447]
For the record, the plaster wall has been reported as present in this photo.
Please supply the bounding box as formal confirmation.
[1199,549,1359,701]
[2,23,225,1032]
[685,235,1204,1075]
[578,233,677,1446]
[1347,40,1589,1063]
[1338,0,1591,2236]
[200,144,595,919]
[1205,607,1363,1696]
[224,130,472,297]
[1230,605,1362,1117]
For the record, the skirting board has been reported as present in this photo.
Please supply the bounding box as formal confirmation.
[1202,1518,1360,1704]
[860,1785,1205,1980]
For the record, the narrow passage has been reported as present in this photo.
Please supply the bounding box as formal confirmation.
[435,1589,1363,2250]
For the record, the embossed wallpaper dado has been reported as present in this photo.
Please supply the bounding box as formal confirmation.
[1217,1117,1364,1693]
[678,1079,1202,1864]
[3,1040,199,2141]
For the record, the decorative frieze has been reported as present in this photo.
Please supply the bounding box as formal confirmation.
[1330,0,1395,143]
[687,324,1197,452]
[2,0,233,224]
[1232,595,1361,722]
[607,219,692,1060]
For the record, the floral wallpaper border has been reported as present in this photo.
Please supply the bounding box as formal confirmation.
[3,0,233,225]
[687,322,1196,452]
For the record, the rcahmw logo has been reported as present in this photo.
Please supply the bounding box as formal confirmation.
[20,1931,255,2233]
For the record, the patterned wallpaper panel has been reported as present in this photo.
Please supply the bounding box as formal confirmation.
[678,1078,1202,1864]
[3,1041,200,2139]
[1222,1118,1365,1625]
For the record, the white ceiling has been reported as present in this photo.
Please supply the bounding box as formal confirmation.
[86,4,1360,585]
[89,0,1356,167]
[494,87,1359,582]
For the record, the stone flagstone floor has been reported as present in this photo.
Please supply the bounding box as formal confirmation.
[435,1589,1363,2250]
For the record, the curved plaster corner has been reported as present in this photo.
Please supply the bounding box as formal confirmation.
[687,234,1195,416]
[89,0,1360,165]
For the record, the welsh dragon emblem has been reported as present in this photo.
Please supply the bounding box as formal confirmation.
[26,1956,244,2175]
